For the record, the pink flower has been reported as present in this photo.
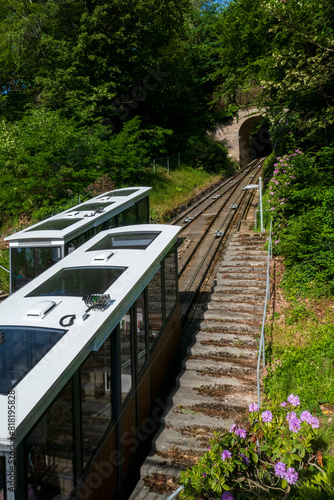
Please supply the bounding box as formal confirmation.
[275,239,279,244]
[221,449,232,461]
[249,403,260,412]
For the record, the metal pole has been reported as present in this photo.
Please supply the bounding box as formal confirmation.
[153,159,156,173]
[259,177,263,232]
[166,486,184,500]
[167,156,170,172]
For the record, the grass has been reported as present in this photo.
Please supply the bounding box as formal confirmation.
[265,292,334,459]
[145,164,221,222]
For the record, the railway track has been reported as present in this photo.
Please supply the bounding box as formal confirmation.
[172,158,265,321]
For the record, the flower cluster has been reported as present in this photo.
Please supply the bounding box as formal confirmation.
[274,462,298,485]
[221,450,232,461]
[249,403,259,412]
[180,393,325,500]
[221,492,234,500]
[287,394,300,406]
[261,410,273,423]
[230,424,247,439]
[300,410,319,429]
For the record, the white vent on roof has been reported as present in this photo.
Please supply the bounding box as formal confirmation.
[66,212,79,217]
[91,251,115,263]
[26,301,57,319]
[98,197,111,202]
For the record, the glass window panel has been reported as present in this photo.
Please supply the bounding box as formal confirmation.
[0,327,66,394]
[124,206,136,226]
[147,268,163,350]
[26,382,74,499]
[81,336,112,468]
[26,219,80,232]
[12,247,61,292]
[104,216,117,230]
[68,202,114,212]
[66,234,86,255]
[117,212,125,227]
[86,228,96,240]
[87,232,160,252]
[164,246,178,320]
[120,310,132,403]
[98,189,139,197]
[26,267,126,297]
[137,198,149,224]
[136,293,147,374]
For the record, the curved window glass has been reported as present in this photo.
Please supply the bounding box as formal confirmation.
[87,232,160,251]
[0,327,66,394]
[11,246,61,292]
[26,267,126,297]
[26,219,80,231]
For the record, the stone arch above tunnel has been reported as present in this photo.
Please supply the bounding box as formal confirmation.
[212,107,271,167]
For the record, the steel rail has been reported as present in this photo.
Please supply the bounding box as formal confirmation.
[176,160,264,278]
[169,158,261,226]
[170,158,262,229]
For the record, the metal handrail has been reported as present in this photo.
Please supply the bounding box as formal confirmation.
[166,486,184,500]
[257,219,273,406]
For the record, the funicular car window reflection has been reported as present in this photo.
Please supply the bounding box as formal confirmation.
[164,245,178,320]
[26,267,126,297]
[137,198,149,223]
[120,310,132,403]
[80,335,112,469]
[12,246,61,292]
[99,189,139,197]
[147,267,163,350]
[68,202,114,212]
[0,327,66,394]
[136,292,147,373]
[87,232,161,252]
[25,381,74,499]
[26,219,80,232]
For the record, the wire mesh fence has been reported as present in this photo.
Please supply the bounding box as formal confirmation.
[153,152,183,172]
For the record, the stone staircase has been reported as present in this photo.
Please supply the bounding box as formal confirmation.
[129,231,268,500]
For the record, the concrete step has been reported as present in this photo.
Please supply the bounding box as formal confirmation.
[188,342,258,359]
[228,243,266,250]
[198,319,261,334]
[219,259,267,273]
[211,292,265,303]
[213,285,266,295]
[183,357,258,376]
[207,301,263,314]
[193,330,259,347]
[167,385,257,408]
[203,309,262,324]
[218,269,267,277]
[215,277,266,287]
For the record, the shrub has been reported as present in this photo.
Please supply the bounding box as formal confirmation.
[179,396,333,499]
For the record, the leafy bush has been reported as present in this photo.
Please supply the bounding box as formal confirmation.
[184,135,235,175]
[179,397,333,499]
[264,147,334,296]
